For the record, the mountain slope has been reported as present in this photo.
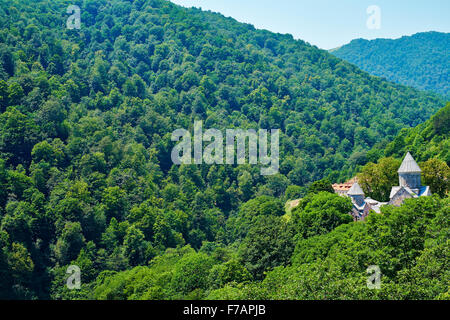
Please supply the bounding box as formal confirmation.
[368,102,450,164]
[331,32,450,97]
[0,0,443,182]
[0,0,446,299]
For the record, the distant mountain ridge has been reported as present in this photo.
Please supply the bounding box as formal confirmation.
[332,32,450,97]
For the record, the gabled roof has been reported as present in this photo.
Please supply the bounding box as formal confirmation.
[390,185,431,199]
[348,182,365,195]
[398,152,421,173]
[390,186,419,199]
[390,186,402,199]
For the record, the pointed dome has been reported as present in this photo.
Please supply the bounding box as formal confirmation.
[398,152,421,173]
[347,182,365,196]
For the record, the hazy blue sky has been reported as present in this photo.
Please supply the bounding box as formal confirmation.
[170,0,450,49]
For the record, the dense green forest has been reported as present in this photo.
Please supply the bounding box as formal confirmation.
[332,32,450,98]
[368,102,450,164]
[0,0,448,300]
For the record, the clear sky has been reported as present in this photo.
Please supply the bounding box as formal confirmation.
[170,0,450,49]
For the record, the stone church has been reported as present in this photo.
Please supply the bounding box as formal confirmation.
[388,152,431,206]
[337,152,431,221]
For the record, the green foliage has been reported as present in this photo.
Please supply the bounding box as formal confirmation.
[7,242,34,282]
[254,196,448,299]
[93,246,217,300]
[291,192,353,239]
[284,185,305,200]
[239,215,295,280]
[170,251,215,297]
[122,225,155,266]
[307,178,334,195]
[420,158,450,197]
[208,259,252,289]
[54,222,85,265]
[227,196,284,241]
[432,102,450,135]
[0,158,7,208]
[0,107,37,165]
[357,157,402,202]
[376,103,450,164]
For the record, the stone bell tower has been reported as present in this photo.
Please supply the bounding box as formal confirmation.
[347,182,365,206]
[398,152,421,192]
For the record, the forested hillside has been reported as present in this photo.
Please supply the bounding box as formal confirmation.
[332,32,450,98]
[369,102,450,164]
[0,0,447,299]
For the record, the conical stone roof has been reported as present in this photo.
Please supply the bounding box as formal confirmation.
[398,152,421,173]
[348,182,365,196]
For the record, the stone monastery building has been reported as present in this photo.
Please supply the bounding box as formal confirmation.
[335,152,431,221]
